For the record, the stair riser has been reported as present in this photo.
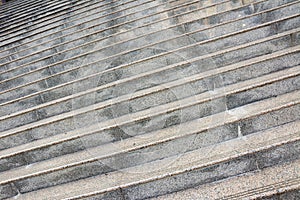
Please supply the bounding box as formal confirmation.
[2,18,299,115]
[0,182,18,199]
[0,30,298,133]
[1,3,71,50]
[3,0,157,42]
[0,87,298,174]
[0,0,233,68]
[0,2,124,52]
[0,0,299,199]
[0,0,45,13]
[0,0,237,74]
[0,0,225,53]
[3,0,292,63]
[0,0,138,37]
[0,0,54,26]
[1,7,299,106]
[119,140,300,200]
[261,189,300,200]
[0,0,72,34]
[1,53,300,135]
[8,125,300,195]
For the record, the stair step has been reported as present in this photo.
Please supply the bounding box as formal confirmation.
[0,44,299,131]
[151,158,300,200]
[0,0,299,199]
[0,0,153,44]
[0,0,73,30]
[0,0,223,49]
[0,45,299,146]
[0,0,232,69]
[1,10,299,111]
[1,45,298,119]
[2,27,298,130]
[1,104,298,199]
[0,0,74,37]
[2,10,297,105]
[0,111,298,195]
[0,77,298,170]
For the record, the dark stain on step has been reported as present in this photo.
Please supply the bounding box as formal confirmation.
[109,126,131,142]
[163,115,181,128]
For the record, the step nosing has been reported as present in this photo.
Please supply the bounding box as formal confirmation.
[1,0,126,37]
[0,0,233,72]
[6,121,300,200]
[0,119,298,187]
[0,37,299,124]
[0,0,226,48]
[0,79,299,164]
[0,0,73,35]
[1,39,299,114]
[222,178,300,200]
[153,160,300,200]
[1,50,299,140]
[1,55,299,140]
[1,17,299,100]
[0,0,71,25]
[1,2,298,80]
[0,0,268,61]
[0,0,201,35]
[0,0,231,68]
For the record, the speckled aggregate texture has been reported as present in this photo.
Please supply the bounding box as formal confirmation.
[0,0,299,199]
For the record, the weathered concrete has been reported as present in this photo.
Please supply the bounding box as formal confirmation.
[0,0,299,199]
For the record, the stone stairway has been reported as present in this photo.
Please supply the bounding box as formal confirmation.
[0,0,299,199]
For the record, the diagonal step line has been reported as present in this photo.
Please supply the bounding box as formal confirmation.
[0,0,233,69]
[3,0,290,77]
[0,24,298,113]
[0,0,75,31]
[1,1,67,21]
[0,91,299,186]
[0,0,211,63]
[1,9,297,100]
[0,0,75,34]
[0,39,299,124]
[0,0,226,48]
[0,64,299,159]
[0,2,298,103]
[0,0,146,37]
[7,112,300,200]
[0,0,298,198]
[67,133,300,200]
[0,0,57,13]
[0,0,264,61]
[0,0,270,73]
[0,0,55,24]
[1,7,298,93]
[224,178,300,200]
[0,118,299,188]
[0,44,299,123]
[153,157,300,200]
[0,0,158,40]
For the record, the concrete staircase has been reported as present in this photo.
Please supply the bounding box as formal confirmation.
[0,0,299,199]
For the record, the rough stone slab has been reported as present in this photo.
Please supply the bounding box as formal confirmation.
[151,159,300,200]
[0,88,298,180]
[8,115,300,199]
[0,62,299,150]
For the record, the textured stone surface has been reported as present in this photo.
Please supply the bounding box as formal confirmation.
[0,0,299,199]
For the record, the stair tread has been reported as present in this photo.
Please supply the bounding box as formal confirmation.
[6,113,299,200]
[0,87,299,176]
[152,158,300,200]
[1,43,299,119]
[1,0,299,199]
[0,58,299,146]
